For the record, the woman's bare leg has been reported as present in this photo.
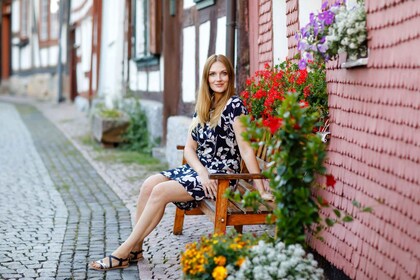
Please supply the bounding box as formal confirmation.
[130,174,169,254]
[89,180,193,269]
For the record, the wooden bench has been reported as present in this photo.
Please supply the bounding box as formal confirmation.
[173,140,275,234]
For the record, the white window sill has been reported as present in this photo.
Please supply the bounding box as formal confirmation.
[341,57,368,69]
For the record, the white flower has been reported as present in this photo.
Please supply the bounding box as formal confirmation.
[229,241,325,280]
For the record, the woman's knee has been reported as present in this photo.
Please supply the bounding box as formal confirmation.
[140,174,167,196]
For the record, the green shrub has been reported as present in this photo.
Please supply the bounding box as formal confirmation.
[122,101,152,153]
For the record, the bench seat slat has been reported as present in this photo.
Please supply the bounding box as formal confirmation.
[209,173,267,180]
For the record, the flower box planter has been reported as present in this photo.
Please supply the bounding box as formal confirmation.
[341,56,368,69]
[91,111,130,146]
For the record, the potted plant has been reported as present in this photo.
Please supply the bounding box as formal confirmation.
[91,105,130,146]
[296,0,368,69]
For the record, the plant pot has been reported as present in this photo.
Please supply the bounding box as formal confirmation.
[91,112,130,146]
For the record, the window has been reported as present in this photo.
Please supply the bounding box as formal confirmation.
[193,0,215,10]
[132,0,161,68]
[39,0,60,46]
[20,0,30,39]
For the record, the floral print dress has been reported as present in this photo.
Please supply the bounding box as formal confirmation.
[161,96,248,210]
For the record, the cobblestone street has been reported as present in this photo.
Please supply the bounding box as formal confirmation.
[0,96,272,280]
[0,101,138,280]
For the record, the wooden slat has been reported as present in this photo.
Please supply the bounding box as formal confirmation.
[201,197,244,214]
[227,213,275,226]
[209,173,267,180]
[184,208,204,215]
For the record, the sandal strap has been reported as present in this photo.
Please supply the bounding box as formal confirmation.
[95,259,109,269]
[108,254,128,268]
[130,250,143,258]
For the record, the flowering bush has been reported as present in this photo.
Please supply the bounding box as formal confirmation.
[181,231,257,280]
[296,0,367,68]
[241,93,335,245]
[240,59,328,131]
[228,241,324,280]
[326,1,367,61]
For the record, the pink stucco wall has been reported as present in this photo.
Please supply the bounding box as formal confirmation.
[306,1,420,279]
[254,1,419,277]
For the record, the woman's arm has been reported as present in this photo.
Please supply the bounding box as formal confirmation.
[233,116,272,196]
[184,134,218,199]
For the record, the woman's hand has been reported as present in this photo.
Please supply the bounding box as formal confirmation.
[198,169,218,200]
[253,179,274,201]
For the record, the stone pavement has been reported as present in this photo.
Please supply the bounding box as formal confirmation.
[0,95,273,279]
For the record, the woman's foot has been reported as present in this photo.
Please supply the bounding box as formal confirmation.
[89,254,129,271]
[129,249,144,263]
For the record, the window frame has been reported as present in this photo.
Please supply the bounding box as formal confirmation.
[38,0,60,48]
[193,0,215,10]
[131,0,161,69]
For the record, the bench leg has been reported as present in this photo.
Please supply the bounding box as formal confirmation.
[173,207,185,235]
[214,218,227,234]
[234,225,243,233]
[214,180,229,234]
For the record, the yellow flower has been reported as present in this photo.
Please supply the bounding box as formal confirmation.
[236,257,246,267]
[212,266,227,280]
[214,255,227,266]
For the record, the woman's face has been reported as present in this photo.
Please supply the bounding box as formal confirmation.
[208,61,229,94]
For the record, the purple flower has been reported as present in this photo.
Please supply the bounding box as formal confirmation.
[298,40,310,51]
[305,52,314,61]
[317,43,328,53]
[298,59,307,70]
[322,1,328,11]
[319,10,335,25]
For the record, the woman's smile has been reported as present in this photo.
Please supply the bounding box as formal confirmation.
[208,61,229,94]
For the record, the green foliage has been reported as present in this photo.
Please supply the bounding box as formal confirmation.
[122,101,152,153]
[241,93,327,246]
[98,108,123,118]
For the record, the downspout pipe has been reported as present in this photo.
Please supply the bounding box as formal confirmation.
[57,0,65,102]
[226,0,236,67]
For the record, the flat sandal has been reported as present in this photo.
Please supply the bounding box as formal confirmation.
[89,254,129,271]
[129,250,144,263]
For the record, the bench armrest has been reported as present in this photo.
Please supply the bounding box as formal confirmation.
[209,173,267,180]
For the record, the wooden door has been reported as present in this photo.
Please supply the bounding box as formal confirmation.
[69,27,78,101]
[1,1,12,80]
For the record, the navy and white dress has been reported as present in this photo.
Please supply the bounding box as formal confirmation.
[161,96,248,210]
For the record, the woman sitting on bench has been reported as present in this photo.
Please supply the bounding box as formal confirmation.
[89,54,270,271]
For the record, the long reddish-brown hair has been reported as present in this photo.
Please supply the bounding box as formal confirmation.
[192,54,235,129]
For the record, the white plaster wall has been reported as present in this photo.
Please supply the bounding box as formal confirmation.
[199,21,210,79]
[137,72,148,91]
[11,47,19,72]
[148,71,161,92]
[166,116,193,168]
[98,0,125,108]
[215,16,226,55]
[159,56,164,90]
[81,18,92,73]
[21,46,31,70]
[11,0,19,33]
[48,46,59,66]
[34,34,40,68]
[273,0,288,64]
[182,26,196,103]
[184,0,195,9]
[92,54,97,91]
[76,63,88,92]
[298,0,322,29]
[70,0,92,25]
[40,48,49,68]
[129,60,138,90]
